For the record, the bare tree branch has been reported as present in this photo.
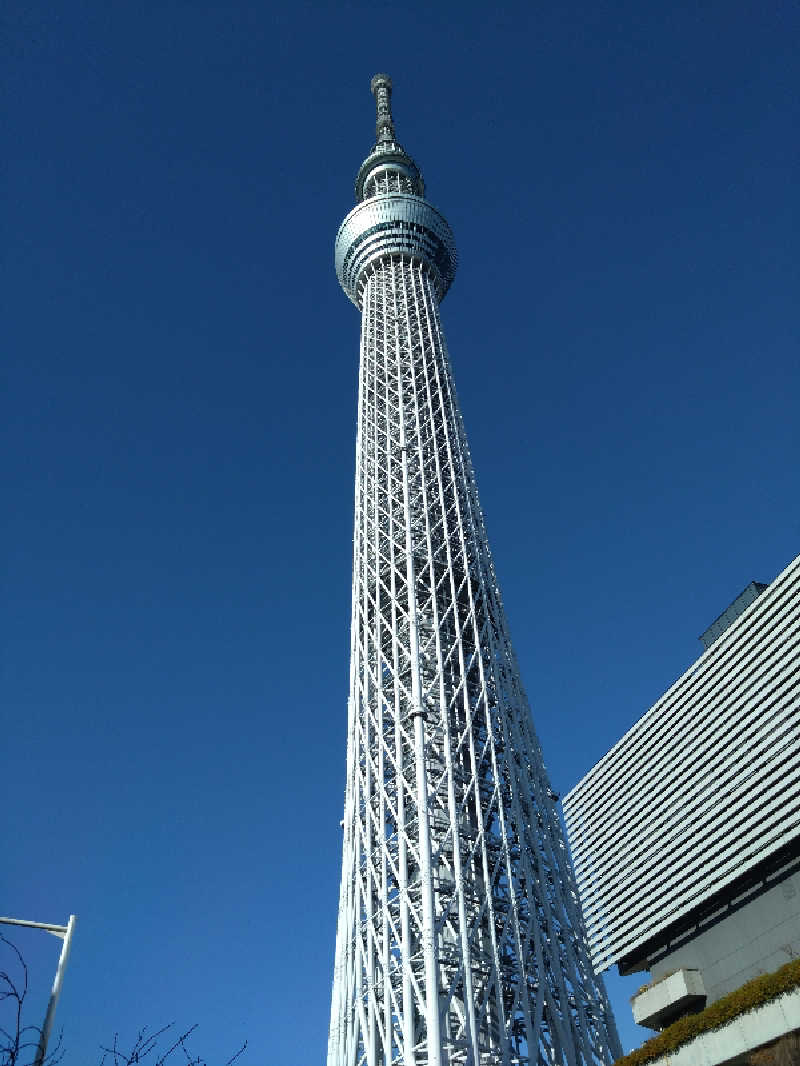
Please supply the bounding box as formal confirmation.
[0,935,63,1066]
[98,1023,245,1066]
[1,936,245,1066]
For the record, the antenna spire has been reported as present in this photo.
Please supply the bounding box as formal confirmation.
[370,73,395,144]
[352,74,425,201]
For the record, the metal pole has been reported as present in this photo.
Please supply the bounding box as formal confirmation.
[33,914,77,1066]
[0,918,68,935]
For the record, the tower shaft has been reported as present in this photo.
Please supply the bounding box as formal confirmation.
[329,77,621,1066]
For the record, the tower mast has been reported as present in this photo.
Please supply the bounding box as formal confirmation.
[328,75,622,1066]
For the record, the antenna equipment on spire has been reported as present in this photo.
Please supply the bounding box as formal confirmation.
[370,73,395,142]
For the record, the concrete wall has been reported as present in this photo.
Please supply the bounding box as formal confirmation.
[641,988,800,1066]
[650,871,800,1004]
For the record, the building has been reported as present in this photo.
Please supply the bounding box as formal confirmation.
[563,552,800,1062]
[327,75,622,1066]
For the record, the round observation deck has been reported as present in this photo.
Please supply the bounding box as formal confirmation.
[335,194,458,308]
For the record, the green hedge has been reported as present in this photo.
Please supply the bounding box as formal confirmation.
[614,957,800,1066]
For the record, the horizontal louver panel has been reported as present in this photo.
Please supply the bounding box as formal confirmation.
[563,553,800,973]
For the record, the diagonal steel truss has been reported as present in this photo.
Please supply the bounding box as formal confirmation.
[328,77,622,1066]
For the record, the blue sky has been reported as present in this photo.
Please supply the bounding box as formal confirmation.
[3,1,798,1060]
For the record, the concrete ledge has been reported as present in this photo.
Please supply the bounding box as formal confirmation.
[636,987,800,1066]
[633,968,707,1030]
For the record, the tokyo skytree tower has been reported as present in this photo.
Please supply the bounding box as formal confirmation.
[328,76,621,1066]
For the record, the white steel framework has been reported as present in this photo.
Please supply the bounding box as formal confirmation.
[328,75,621,1066]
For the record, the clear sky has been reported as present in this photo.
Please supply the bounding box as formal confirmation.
[4,0,797,1060]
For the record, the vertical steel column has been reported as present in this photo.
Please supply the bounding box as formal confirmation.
[394,257,442,1066]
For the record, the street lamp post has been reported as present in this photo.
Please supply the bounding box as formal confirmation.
[0,914,77,1066]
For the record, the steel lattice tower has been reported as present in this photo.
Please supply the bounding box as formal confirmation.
[328,75,622,1066]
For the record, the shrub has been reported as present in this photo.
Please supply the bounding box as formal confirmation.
[614,958,800,1066]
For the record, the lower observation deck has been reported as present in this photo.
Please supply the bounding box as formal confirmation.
[335,193,457,308]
